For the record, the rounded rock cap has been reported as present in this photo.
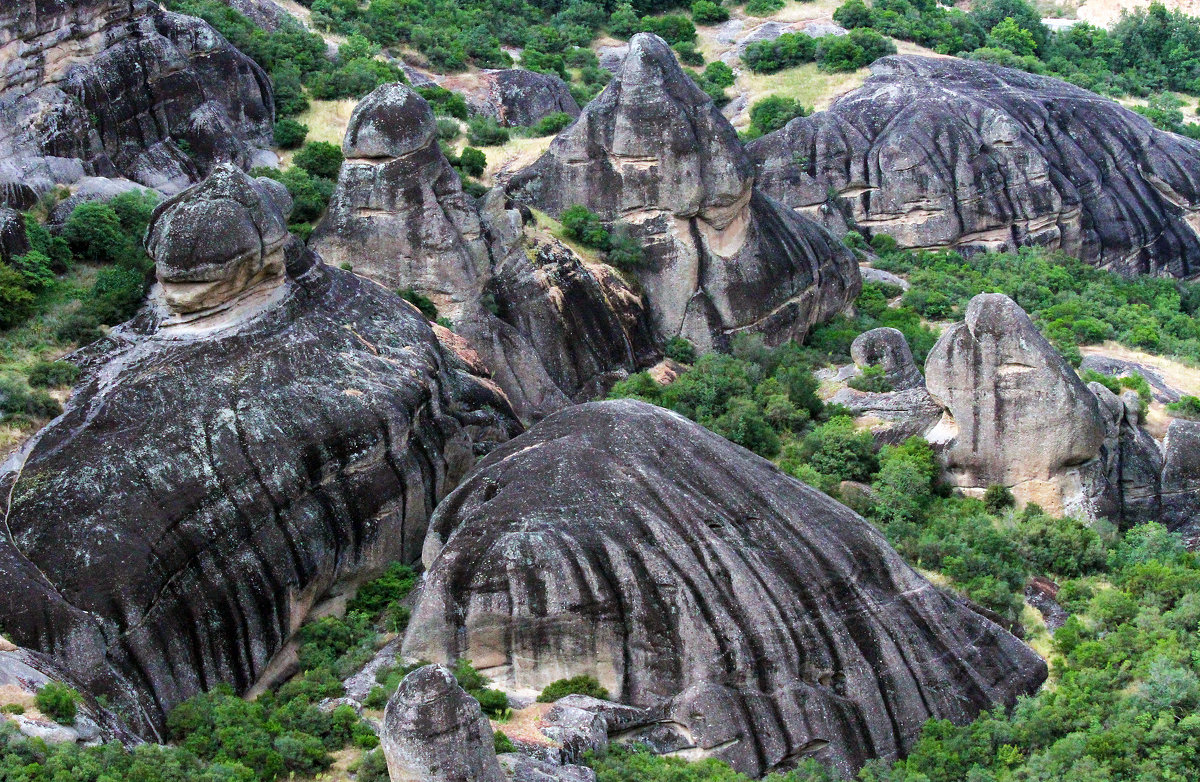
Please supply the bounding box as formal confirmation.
[343,82,436,159]
[147,164,290,283]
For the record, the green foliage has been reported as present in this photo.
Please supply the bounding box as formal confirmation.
[747,95,808,136]
[272,118,308,149]
[458,147,487,178]
[806,283,939,365]
[561,205,611,248]
[530,111,575,136]
[467,116,510,146]
[419,86,471,120]
[743,32,817,73]
[674,40,705,66]
[537,675,610,703]
[587,743,838,780]
[665,336,697,364]
[1167,394,1200,419]
[745,0,785,15]
[62,202,125,265]
[436,117,461,141]
[253,166,334,226]
[875,246,1200,363]
[26,360,79,389]
[817,28,897,72]
[346,563,416,620]
[847,364,892,392]
[610,3,642,38]
[988,16,1037,55]
[691,0,729,25]
[293,141,344,180]
[0,374,62,420]
[35,682,79,725]
[452,659,511,719]
[692,61,735,103]
[983,483,1015,514]
[494,730,517,754]
[640,14,697,45]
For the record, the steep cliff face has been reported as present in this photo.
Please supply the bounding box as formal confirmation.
[506,33,860,352]
[403,400,1048,777]
[310,83,656,421]
[748,56,1200,278]
[0,0,274,205]
[0,166,518,736]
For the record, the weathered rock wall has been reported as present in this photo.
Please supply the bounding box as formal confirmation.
[403,400,1048,777]
[749,56,1200,278]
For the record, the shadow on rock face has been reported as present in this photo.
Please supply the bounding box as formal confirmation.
[0,165,519,737]
[403,399,1047,777]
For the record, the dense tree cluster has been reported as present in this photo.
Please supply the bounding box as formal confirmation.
[834,0,1200,111]
[873,246,1200,364]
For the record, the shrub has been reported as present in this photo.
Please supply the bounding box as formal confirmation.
[818,28,896,72]
[0,375,63,419]
[346,563,416,618]
[530,111,575,136]
[1168,395,1200,420]
[983,484,1015,514]
[673,40,705,65]
[418,86,470,120]
[749,95,808,135]
[691,0,728,24]
[293,141,345,180]
[665,336,697,364]
[609,3,641,38]
[848,364,892,392]
[605,226,644,269]
[27,360,79,388]
[744,0,784,16]
[0,265,36,328]
[273,118,309,149]
[436,118,461,141]
[536,675,610,702]
[560,205,610,248]
[988,16,1037,56]
[55,312,104,345]
[639,14,696,45]
[467,116,510,146]
[797,415,878,482]
[62,201,125,264]
[494,731,516,754]
[35,682,79,725]
[458,147,487,178]
[743,32,817,73]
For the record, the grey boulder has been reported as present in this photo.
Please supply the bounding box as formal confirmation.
[382,664,505,782]
[403,399,1047,776]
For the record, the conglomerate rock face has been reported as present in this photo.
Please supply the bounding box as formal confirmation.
[0,0,274,205]
[506,33,860,352]
[748,56,1200,278]
[0,166,518,737]
[311,82,656,421]
[403,399,1048,777]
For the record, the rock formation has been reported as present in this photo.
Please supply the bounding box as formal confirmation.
[216,0,294,31]
[850,327,923,390]
[403,399,1048,777]
[0,0,274,205]
[458,69,581,128]
[506,33,860,353]
[0,165,518,736]
[382,664,505,782]
[1162,419,1200,547]
[748,56,1200,278]
[0,207,29,262]
[925,293,1109,516]
[311,83,656,421]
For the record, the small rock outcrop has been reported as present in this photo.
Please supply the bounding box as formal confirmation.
[0,207,29,262]
[507,33,860,352]
[382,665,505,782]
[403,400,1047,777]
[925,294,1109,516]
[748,56,1200,278]
[311,83,656,420]
[851,327,923,390]
[0,0,274,203]
[0,166,518,737]
[478,69,581,127]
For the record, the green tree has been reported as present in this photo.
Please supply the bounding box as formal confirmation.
[988,17,1037,56]
[293,141,345,180]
